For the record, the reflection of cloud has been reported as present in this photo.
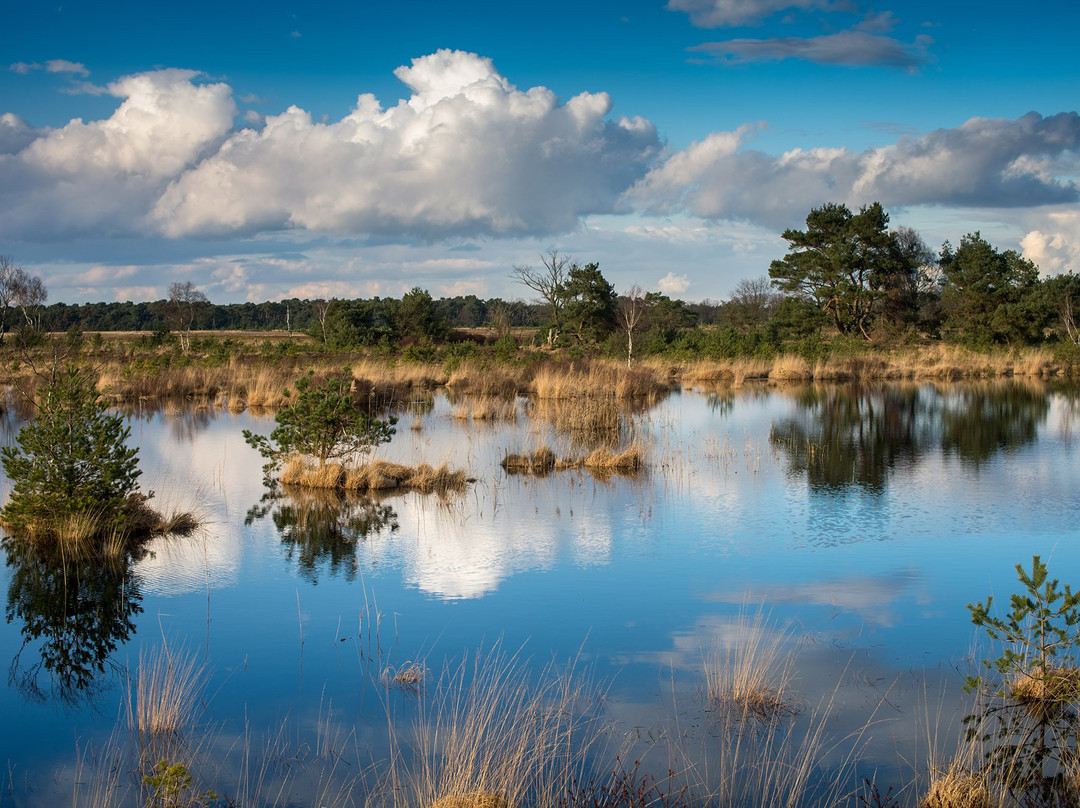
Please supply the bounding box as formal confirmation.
[703,569,918,627]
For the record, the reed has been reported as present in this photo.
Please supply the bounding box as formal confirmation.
[704,611,798,724]
[582,445,645,473]
[532,359,668,400]
[131,645,206,739]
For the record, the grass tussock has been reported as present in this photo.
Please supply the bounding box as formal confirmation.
[447,362,529,398]
[1008,664,1080,721]
[532,397,623,446]
[502,444,645,478]
[452,394,519,422]
[131,645,206,739]
[704,612,798,724]
[278,456,468,495]
[921,766,993,808]
[383,661,427,695]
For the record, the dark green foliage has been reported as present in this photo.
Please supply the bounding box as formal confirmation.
[769,202,915,339]
[940,232,1043,346]
[1,368,142,537]
[965,556,1080,801]
[396,287,448,342]
[563,262,617,344]
[242,369,396,469]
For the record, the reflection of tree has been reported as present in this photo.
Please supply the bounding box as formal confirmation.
[771,384,931,493]
[167,406,214,443]
[245,486,398,584]
[4,539,142,704]
[771,382,1051,492]
[940,383,1050,467]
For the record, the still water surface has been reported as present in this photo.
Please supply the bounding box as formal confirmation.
[1,380,1078,803]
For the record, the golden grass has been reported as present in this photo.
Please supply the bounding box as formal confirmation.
[452,393,519,422]
[277,456,468,495]
[582,446,644,472]
[446,362,529,398]
[501,447,558,475]
[383,661,428,695]
[385,645,602,808]
[704,611,798,724]
[131,645,206,739]
[502,444,645,477]
[1008,664,1080,721]
[921,766,993,808]
[532,359,668,400]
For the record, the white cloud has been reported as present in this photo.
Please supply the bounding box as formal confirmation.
[153,50,660,239]
[45,59,90,76]
[9,61,40,74]
[630,112,1080,230]
[0,69,236,240]
[0,113,35,154]
[658,272,691,295]
[1021,210,1080,275]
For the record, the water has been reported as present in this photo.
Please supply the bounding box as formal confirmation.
[1,380,1079,805]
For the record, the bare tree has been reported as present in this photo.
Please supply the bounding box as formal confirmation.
[617,285,647,368]
[167,281,210,353]
[0,256,20,342]
[730,276,780,326]
[313,299,332,345]
[510,249,569,347]
[488,300,513,340]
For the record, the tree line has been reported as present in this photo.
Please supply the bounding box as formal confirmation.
[3,200,1079,360]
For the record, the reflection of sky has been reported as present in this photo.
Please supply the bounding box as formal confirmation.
[1,383,1079,800]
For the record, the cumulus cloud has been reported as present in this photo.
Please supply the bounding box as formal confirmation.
[667,0,834,28]
[691,30,932,68]
[0,69,236,240]
[153,50,660,239]
[629,112,1080,229]
[658,272,691,295]
[1021,210,1080,275]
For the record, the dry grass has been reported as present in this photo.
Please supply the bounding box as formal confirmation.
[921,766,994,808]
[131,645,206,739]
[501,447,558,475]
[384,661,428,695]
[532,360,668,400]
[277,456,467,494]
[452,394,519,422]
[532,397,623,446]
[1008,664,1080,721]
[582,446,644,473]
[383,645,603,808]
[704,612,798,724]
[447,363,529,398]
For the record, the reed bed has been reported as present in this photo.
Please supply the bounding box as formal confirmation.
[532,359,669,400]
[279,456,468,495]
[446,362,530,398]
[450,393,519,422]
[502,444,645,477]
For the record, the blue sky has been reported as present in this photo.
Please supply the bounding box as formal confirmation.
[2,0,1078,304]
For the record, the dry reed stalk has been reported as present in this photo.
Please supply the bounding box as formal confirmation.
[730,358,771,386]
[447,363,528,398]
[501,447,557,474]
[132,645,206,739]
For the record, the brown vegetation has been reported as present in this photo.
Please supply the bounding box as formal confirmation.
[278,456,468,495]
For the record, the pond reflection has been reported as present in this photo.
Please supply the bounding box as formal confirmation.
[245,485,399,584]
[4,539,142,704]
[771,381,1050,491]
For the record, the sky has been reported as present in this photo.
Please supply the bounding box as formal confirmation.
[2,0,1079,305]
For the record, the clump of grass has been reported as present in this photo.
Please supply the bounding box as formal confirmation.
[1008,664,1080,721]
[131,645,206,740]
[501,447,557,475]
[582,446,644,473]
[921,766,993,808]
[384,661,427,695]
[344,460,468,494]
[532,359,668,400]
[704,612,798,724]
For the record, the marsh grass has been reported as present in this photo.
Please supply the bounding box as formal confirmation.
[532,360,668,400]
[130,645,206,740]
[502,444,645,478]
[382,644,605,808]
[704,612,799,724]
[383,661,428,695]
[1008,664,1080,722]
[277,455,468,495]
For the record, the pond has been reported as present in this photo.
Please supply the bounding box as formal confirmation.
[1,380,1079,806]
